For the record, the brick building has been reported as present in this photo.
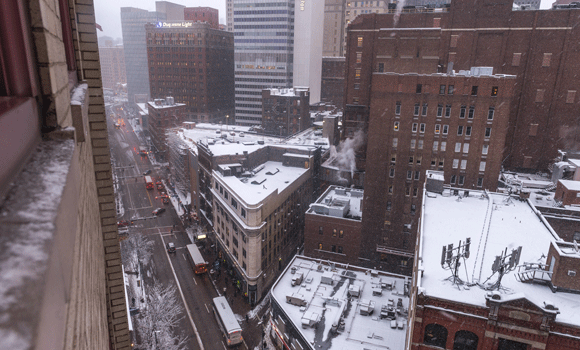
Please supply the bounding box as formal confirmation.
[304,186,363,265]
[411,188,580,350]
[321,57,346,109]
[344,1,580,172]
[361,70,515,274]
[146,20,234,123]
[184,7,219,29]
[555,180,580,206]
[1,0,129,348]
[98,44,126,90]
[148,97,187,160]
[262,87,310,137]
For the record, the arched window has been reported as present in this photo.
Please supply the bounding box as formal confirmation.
[453,330,478,350]
[424,323,448,348]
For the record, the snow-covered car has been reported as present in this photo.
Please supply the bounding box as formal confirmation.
[152,208,166,216]
[143,169,152,175]
[166,242,176,253]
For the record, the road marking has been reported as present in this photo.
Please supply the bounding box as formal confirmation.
[205,304,210,313]
[183,253,187,261]
[159,233,205,350]
[192,277,197,286]
[222,341,227,350]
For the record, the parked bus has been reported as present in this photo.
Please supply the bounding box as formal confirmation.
[186,244,208,274]
[212,296,243,346]
[145,176,154,190]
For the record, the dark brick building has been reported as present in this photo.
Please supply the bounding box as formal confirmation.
[148,97,187,160]
[184,7,219,29]
[321,57,345,109]
[362,70,515,274]
[304,186,363,265]
[146,20,234,123]
[344,1,580,172]
[262,87,310,137]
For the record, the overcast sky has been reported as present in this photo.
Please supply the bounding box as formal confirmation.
[95,0,226,40]
[95,0,554,40]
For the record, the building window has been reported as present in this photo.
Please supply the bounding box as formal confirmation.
[437,104,443,117]
[356,52,362,63]
[465,126,472,137]
[389,168,395,177]
[355,69,361,78]
[542,53,552,67]
[391,154,396,164]
[442,125,449,135]
[471,86,478,96]
[318,243,323,250]
[485,127,491,138]
[319,226,323,235]
[512,53,522,66]
[378,62,384,72]
[414,103,420,116]
[409,156,414,164]
[416,84,422,94]
[418,140,424,150]
[566,90,576,104]
[468,106,475,119]
[535,89,545,103]
[339,230,344,238]
[439,85,446,94]
[441,141,447,151]
[477,177,483,187]
[482,144,489,155]
[357,36,363,47]
[448,85,454,95]
[354,83,360,90]
[420,123,425,133]
[392,138,398,147]
[406,187,411,196]
[395,101,401,115]
[407,170,412,180]
[460,160,467,170]
[333,229,337,237]
[241,208,246,218]
[445,105,451,117]
[459,106,466,119]
[459,175,465,185]
[463,143,469,153]
[433,141,439,151]
[479,161,486,172]
[488,107,495,120]
[450,175,456,184]
[453,159,459,169]
[455,142,461,152]
[231,198,237,209]
[414,171,420,180]
[439,159,444,168]
[422,103,428,116]
[338,246,343,254]
[388,186,393,194]
[410,139,416,149]
[424,324,448,348]
[435,124,441,134]
[394,121,400,131]
[457,125,464,136]
[453,330,479,350]
[331,245,336,252]
[412,123,418,132]
[491,86,498,96]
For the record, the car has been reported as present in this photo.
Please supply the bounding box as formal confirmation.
[117,221,130,227]
[230,131,235,136]
[239,132,245,137]
[152,208,166,216]
[157,183,164,191]
[166,242,176,253]
[143,169,152,175]
[162,197,170,204]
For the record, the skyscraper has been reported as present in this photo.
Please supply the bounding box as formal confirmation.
[121,2,184,103]
[232,0,295,126]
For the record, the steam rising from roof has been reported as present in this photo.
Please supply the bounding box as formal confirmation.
[328,129,365,177]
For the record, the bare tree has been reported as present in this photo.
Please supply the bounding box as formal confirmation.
[120,234,154,272]
[137,280,188,350]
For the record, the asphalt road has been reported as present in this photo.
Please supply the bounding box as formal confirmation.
[106,106,251,350]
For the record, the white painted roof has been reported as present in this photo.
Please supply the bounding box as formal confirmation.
[560,179,580,191]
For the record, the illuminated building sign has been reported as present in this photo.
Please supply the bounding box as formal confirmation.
[156,22,194,28]
[300,0,305,10]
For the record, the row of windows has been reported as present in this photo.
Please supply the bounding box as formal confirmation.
[317,243,344,254]
[234,24,291,30]
[393,122,492,138]
[318,227,345,238]
[215,181,247,218]
[397,103,495,120]
[233,10,290,15]
[415,83,497,97]
[234,39,293,44]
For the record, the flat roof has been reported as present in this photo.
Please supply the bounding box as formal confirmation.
[308,186,364,220]
[560,179,580,191]
[214,160,309,206]
[272,256,411,350]
[419,189,580,327]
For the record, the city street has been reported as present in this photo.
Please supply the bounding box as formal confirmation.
[106,104,266,349]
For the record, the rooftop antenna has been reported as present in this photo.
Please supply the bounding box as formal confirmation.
[482,246,522,291]
[441,238,471,288]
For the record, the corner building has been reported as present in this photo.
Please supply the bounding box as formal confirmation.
[362,70,515,274]
[146,21,234,123]
[344,1,580,172]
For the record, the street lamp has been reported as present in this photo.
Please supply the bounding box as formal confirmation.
[226,115,229,132]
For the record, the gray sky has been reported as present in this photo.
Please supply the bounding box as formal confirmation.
[95,0,226,40]
[95,0,554,40]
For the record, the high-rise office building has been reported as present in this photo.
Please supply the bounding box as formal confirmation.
[98,43,126,90]
[184,7,219,29]
[232,0,295,126]
[121,2,184,103]
[323,0,347,57]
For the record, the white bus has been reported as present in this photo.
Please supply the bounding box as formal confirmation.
[212,296,243,346]
[186,244,208,274]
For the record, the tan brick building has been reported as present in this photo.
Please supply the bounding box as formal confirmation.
[0,0,129,348]
[99,43,127,90]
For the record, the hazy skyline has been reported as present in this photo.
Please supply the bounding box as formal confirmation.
[94,0,226,40]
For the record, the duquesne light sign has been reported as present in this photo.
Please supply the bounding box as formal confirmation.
[156,22,193,28]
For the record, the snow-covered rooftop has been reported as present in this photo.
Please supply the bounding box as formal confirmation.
[214,160,310,206]
[267,87,309,97]
[308,186,364,220]
[272,256,411,350]
[559,179,580,191]
[419,189,580,327]
[147,100,186,109]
